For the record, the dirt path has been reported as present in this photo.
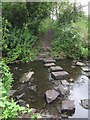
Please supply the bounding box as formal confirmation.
[37,29,54,60]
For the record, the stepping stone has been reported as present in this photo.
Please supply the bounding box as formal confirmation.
[54,84,67,97]
[43,59,56,64]
[50,66,63,72]
[83,72,90,78]
[61,80,69,86]
[81,66,90,72]
[44,63,56,68]
[61,100,75,115]
[80,99,90,109]
[45,89,60,103]
[51,71,69,80]
[76,61,85,66]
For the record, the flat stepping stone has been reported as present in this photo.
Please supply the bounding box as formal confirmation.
[50,66,63,72]
[44,63,56,68]
[45,89,59,103]
[80,99,90,109]
[83,72,90,78]
[61,100,75,114]
[76,61,85,66]
[43,59,56,64]
[61,80,69,86]
[81,66,90,72]
[54,84,67,97]
[51,71,69,80]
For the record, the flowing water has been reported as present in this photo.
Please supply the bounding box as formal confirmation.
[9,59,89,118]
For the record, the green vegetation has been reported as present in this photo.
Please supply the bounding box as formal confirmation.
[50,2,88,60]
[1,1,89,119]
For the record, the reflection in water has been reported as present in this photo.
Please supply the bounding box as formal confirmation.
[9,59,89,118]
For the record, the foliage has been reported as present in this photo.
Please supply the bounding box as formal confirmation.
[2,3,28,28]
[26,2,52,34]
[51,17,88,59]
[0,96,25,119]
[2,18,37,63]
[57,2,83,25]
[1,60,13,95]
[38,18,52,34]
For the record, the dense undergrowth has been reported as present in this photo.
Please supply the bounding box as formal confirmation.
[50,2,88,60]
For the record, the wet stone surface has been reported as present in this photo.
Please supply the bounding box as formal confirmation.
[50,66,63,72]
[61,100,75,115]
[54,84,68,97]
[44,63,56,68]
[51,71,69,80]
[61,80,69,86]
[76,61,85,66]
[80,99,90,109]
[81,66,90,72]
[45,89,60,103]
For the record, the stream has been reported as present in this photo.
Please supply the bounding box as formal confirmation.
[9,59,89,119]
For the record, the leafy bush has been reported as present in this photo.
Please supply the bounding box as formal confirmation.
[2,18,37,63]
[2,3,28,28]
[38,18,52,34]
[51,18,88,59]
[1,60,13,95]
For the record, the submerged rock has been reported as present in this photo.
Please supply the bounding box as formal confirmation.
[44,63,56,68]
[51,71,69,80]
[80,99,90,109]
[76,62,85,66]
[19,71,34,83]
[45,89,59,103]
[8,90,16,98]
[61,100,75,115]
[17,99,26,107]
[29,85,36,92]
[16,93,25,100]
[50,66,63,72]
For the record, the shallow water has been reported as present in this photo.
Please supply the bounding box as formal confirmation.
[9,59,89,118]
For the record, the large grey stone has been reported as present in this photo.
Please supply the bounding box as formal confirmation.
[80,99,90,109]
[61,80,69,86]
[50,66,63,72]
[76,61,85,66]
[54,84,67,97]
[61,100,75,115]
[44,63,56,68]
[45,89,59,103]
[81,66,90,72]
[19,71,34,83]
[83,72,90,78]
[51,71,69,80]
[43,59,56,64]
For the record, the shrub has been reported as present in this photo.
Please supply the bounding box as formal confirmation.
[51,18,88,59]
